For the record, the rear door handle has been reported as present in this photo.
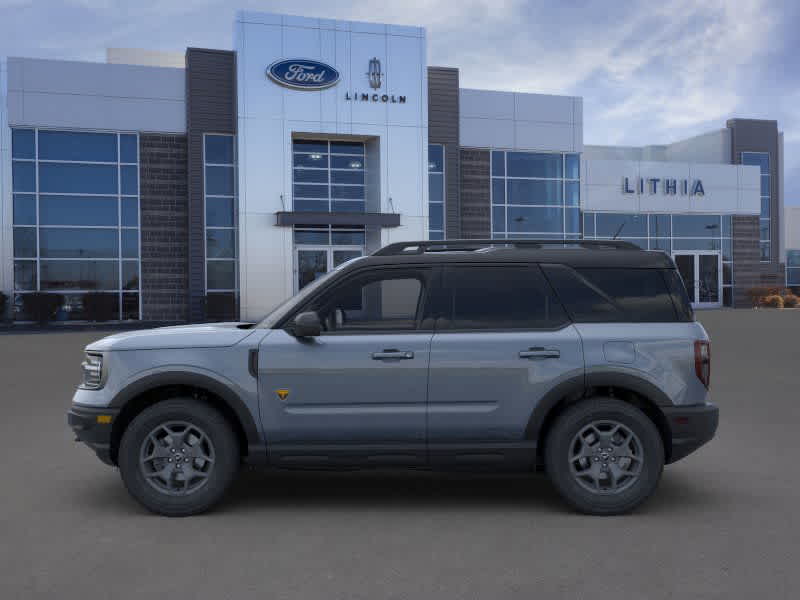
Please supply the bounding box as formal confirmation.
[372,350,415,360]
[519,347,560,359]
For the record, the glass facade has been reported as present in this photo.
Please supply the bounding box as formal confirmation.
[583,212,734,306]
[204,134,238,300]
[742,152,770,261]
[11,128,140,320]
[293,225,365,290]
[787,250,800,287]
[428,144,444,240]
[491,150,580,239]
[292,140,365,213]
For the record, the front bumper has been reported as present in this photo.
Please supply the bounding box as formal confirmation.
[67,405,120,466]
[663,402,719,464]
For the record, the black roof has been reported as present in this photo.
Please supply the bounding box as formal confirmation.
[353,239,674,270]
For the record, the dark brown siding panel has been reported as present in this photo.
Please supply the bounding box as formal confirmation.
[139,134,189,321]
[459,149,490,238]
[732,215,760,307]
[427,67,460,239]
[186,48,237,322]
[727,119,783,280]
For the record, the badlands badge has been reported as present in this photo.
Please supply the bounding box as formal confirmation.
[276,389,290,401]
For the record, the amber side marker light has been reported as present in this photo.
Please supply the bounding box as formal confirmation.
[694,340,711,388]
[96,415,113,424]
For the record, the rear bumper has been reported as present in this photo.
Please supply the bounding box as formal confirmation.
[663,402,719,464]
[67,405,120,466]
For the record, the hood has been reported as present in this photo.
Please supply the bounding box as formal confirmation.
[86,322,258,352]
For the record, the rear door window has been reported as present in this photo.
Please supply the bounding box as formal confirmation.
[438,265,568,330]
[542,265,683,322]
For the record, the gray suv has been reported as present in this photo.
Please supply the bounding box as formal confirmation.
[68,239,718,516]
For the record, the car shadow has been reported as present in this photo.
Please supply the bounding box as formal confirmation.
[70,466,728,517]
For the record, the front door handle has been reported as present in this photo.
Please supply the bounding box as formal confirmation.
[372,349,415,360]
[519,347,560,360]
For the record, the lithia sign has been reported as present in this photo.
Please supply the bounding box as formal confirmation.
[623,177,705,196]
[267,57,406,103]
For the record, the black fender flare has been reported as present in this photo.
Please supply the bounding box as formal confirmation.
[524,370,673,442]
[110,371,265,461]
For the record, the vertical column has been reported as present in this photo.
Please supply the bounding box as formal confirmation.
[427,67,460,239]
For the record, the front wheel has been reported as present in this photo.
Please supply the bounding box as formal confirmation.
[545,398,664,515]
[118,399,240,516]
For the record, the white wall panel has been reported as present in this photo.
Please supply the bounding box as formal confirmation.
[459,117,514,149]
[460,89,514,120]
[514,121,574,152]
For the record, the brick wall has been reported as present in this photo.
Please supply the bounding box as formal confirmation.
[460,149,490,238]
[139,134,189,321]
[732,215,786,307]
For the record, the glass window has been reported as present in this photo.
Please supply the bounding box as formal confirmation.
[13,194,36,225]
[12,161,36,192]
[721,215,732,237]
[331,170,364,185]
[294,168,328,184]
[13,228,37,258]
[759,220,770,241]
[120,165,138,195]
[295,199,328,212]
[544,265,680,323]
[294,184,329,199]
[442,266,567,330]
[428,145,444,172]
[507,206,564,233]
[332,200,365,213]
[121,198,139,227]
[565,208,580,235]
[648,214,671,237]
[673,238,721,251]
[761,197,770,219]
[207,260,236,290]
[40,260,119,290]
[12,129,35,159]
[204,135,234,164]
[429,173,444,203]
[565,154,580,180]
[122,261,139,290]
[760,175,770,197]
[294,153,329,169]
[40,195,118,226]
[14,261,37,291]
[39,228,118,258]
[206,197,234,227]
[787,250,800,268]
[491,151,505,177]
[507,179,562,206]
[492,179,505,205]
[122,293,140,320]
[121,229,139,259]
[293,140,328,154]
[206,229,236,258]
[673,214,720,237]
[429,203,444,231]
[595,213,647,238]
[295,230,329,245]
[331,156,363,170]
[492,207,505,233]
[313,273,425,332]
[650,238,671,253]
[760,242,770,262]
[120,135,138,163]
[507,152,562,178]
[38,131,117,162]
[331,230,366,245]
[330,141,365,155]
[565,181,580,206]
[39,163,118,194]
[331,185,364,200]
[206,166,235,196]
[722,238,732,261]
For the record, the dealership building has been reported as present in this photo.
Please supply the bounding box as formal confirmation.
[0,10,791,322]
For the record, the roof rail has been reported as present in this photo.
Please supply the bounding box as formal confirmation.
[373,238,641,256]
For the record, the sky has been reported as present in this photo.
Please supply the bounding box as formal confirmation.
[1,0,798,203]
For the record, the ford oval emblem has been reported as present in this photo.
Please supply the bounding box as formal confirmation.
[267,59,340,90]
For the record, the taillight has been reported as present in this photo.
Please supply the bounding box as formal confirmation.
[694,340,711,388]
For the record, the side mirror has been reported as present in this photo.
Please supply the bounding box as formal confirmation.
[292,311,322,338]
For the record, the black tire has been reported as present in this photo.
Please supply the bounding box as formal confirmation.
[118,398,240,517]
[544,398,664,515]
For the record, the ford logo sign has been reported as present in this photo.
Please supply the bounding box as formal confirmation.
[267,59,340,90]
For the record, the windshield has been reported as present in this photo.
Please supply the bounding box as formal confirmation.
[256,256,367,328]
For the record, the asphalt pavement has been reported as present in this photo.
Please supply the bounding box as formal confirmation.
[1,309,798,599]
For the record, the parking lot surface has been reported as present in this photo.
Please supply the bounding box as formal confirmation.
[1,309,799,599]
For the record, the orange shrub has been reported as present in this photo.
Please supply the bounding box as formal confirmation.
[763,295,784,308]
[782,294,799,308]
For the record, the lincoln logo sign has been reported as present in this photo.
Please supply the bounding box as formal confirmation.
[266,59,340,90]
[623,176,705,196]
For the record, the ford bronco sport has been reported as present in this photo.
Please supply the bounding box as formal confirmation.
[68,239,718,516]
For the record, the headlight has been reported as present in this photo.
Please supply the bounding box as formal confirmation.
[81,352,104,389]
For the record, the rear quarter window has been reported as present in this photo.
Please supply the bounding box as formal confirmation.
[542,265,688,322]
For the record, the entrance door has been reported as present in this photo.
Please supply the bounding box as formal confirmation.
[673,252,721,308]
[295,246,363,291]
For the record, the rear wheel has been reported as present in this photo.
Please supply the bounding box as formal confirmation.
[545,398,664,515]
[118,399,239,516]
